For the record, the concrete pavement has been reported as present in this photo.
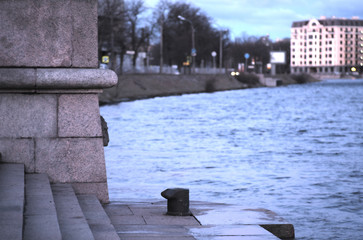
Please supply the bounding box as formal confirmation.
[103,200,294,240]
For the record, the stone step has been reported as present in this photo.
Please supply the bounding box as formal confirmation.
[77,194,120,240]
[51,184,95,240]
[0,163,25,240]
[23,174,62,240]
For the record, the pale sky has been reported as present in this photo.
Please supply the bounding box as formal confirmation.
[144,0,363,41]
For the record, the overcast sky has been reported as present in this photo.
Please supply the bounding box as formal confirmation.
[144,0,363,41]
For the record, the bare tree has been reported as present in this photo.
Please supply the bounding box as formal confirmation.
[125,0,154,70]
[152,0,171,73]
[98,0,128,73]
[156,2,221,70]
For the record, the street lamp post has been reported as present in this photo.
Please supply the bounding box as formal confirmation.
[213,24,227,74]
[218,30,228,73]
[219,30,223,73]
[160,18,163,74]
[178,15,195,74]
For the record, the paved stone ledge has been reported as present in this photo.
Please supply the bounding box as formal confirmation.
[103,200,295,240]
[0,68,117,90]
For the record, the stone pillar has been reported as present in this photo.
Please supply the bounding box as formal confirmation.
[0,0,117,203]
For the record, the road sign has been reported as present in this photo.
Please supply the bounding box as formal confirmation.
[244,53,250,59]
[102,56,109,64]
[191,48,197,56]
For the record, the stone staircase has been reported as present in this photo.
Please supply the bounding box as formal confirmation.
[0,163,120,240]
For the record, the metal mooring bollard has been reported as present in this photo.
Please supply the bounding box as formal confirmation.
[161,188,190,216]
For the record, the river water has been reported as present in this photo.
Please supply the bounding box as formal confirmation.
[100,79,363,240]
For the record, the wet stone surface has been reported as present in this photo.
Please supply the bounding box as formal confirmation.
[103,201,289,240]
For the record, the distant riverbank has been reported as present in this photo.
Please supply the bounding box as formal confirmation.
[99,73,319,105]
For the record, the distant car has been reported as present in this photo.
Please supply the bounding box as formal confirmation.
[230,71,240,76]
[99,63,108,69]
[172,65,180,75]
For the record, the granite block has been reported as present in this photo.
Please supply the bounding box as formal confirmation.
[260,224,295,239]
[58,94,102,137]
[35,138,107,183]
[0,138,35,172]
[72,182,109,204]
[36,69,118,89]
[23,215,62,240]
[188,225,275,237]
[0,94,57,138]
[0,0,72,67]
[192,236,279,240]
[71,0,98,68]
[143,215,200,226]
[0,68,36,89]
[0,0,97,67]
[103,204,134,216]
[110,215,146,225]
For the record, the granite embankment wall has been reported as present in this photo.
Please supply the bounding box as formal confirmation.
[99,73,319,105]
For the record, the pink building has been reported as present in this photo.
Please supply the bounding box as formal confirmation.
[290,17,363,74]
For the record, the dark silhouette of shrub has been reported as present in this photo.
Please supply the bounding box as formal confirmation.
[235,73,260,86]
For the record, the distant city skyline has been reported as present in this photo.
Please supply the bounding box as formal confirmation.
[145,0,363,41]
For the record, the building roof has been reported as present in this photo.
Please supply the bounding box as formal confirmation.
[292,18,363,28]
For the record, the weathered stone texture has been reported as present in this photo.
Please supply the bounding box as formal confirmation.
[0,94,57,137]
[36,69,118,89]
[0,138,35,172]
[71,0,98,67]
[58,94,102,137]
[0,68,118,90]
[35,138,106,183]
[0,0,97,67]
[72,182,110,204]
[0,69,36,89]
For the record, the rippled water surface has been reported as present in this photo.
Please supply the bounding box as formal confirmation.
[101,79,363,239]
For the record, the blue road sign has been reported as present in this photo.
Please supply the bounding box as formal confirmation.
[191,48,197,56]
